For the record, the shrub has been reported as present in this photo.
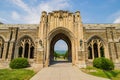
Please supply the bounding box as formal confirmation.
[9,58,29,69]
[101,58,114,70]
[93,58,102,68]
[93,57,114,70]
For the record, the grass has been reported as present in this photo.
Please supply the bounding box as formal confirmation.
[0,69,35,80]
[81,66,120,80]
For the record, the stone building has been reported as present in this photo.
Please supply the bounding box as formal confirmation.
[0,10,120,68]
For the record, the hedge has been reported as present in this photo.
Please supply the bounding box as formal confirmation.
[9,58,29,69]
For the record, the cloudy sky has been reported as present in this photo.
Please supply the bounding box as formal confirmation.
[0,0,120,50]
[0,0,120,24]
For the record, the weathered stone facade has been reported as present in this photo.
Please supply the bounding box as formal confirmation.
[0,10,120,68]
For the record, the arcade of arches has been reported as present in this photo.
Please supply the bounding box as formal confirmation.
[0,10,120,68]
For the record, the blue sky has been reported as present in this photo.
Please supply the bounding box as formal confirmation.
[0,0,120,24]
[54,40,68,51]
[0,0,120,50]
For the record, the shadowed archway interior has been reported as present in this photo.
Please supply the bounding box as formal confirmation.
[50,33,72,64]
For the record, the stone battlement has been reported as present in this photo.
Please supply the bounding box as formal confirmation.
[0,24,39,29]
[83,23,120,29]
[1,23,120,29]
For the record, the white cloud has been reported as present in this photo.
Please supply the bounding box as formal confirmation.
[0,17,8,23]
[113,11,120,23]
[12,11,20,20]
[10,0,71,24]
[114,17,120,23]
[110,11,120,23]
[11,0,31,13]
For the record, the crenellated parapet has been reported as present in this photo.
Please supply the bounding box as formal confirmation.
[40,10,82,30]
[39,10,83,42]
[83,24,120,29]
[0,24,38,29]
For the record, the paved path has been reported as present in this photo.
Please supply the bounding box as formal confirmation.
[30,62,109,80]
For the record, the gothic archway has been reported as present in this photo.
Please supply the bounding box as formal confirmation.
[45,27,75,66]
[50,33,72,64]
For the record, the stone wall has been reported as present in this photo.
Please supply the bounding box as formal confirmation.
[0,11,120,68]
[0,24,38,63]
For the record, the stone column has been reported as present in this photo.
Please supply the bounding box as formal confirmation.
[109,42,117,63]
[28,43,31,59]
[36,39,44,67]
[72,40,76,65]
[34,42,37,62]
[2,42,8,60]
[97,42,101,57]
[37,48,44,65]
[0,47,1,58]
[91,43,94,60]
[115,43,120,62]
[7,41,14,61]
[14,46,18,58]
[22,43,25,58]
[84,42,88,63]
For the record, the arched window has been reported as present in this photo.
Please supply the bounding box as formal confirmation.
[30,46,34,58]
[87,36,105,59]
[18,46,23,57]
[88,46,92,59]
[100,46,104,57]
[18,36,34,59]
[0,37,4,58]
[93,43,98,58]
[24,43,29,58]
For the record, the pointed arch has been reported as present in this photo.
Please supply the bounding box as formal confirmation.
[45,27,76,66]
[87,35,105,59]
[87,35,105,45]
[0,36,4,58]
[17,35,35,59]
[48,27,75,41]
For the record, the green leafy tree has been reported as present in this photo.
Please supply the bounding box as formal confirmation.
[64,51,68,59]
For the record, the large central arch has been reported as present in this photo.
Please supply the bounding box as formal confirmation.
[50,33,72,63]
[45,27,76,66]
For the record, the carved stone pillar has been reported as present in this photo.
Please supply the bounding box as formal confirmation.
[7,42,14,60]
[84,42,88,62]
[22,43,25,58]
[91,42,94,59]
[97,42,100,57]
[2,42,8,60]
[28,42,31,59]
[36,39,44,66]
[0,47,1,58]
[34,42,37,62]
[115,43,120,62]
[14,46,18,58]
[109,42,117,62]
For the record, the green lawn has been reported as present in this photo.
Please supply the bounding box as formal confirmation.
[81,66,120,80]
[0,69,35,80]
